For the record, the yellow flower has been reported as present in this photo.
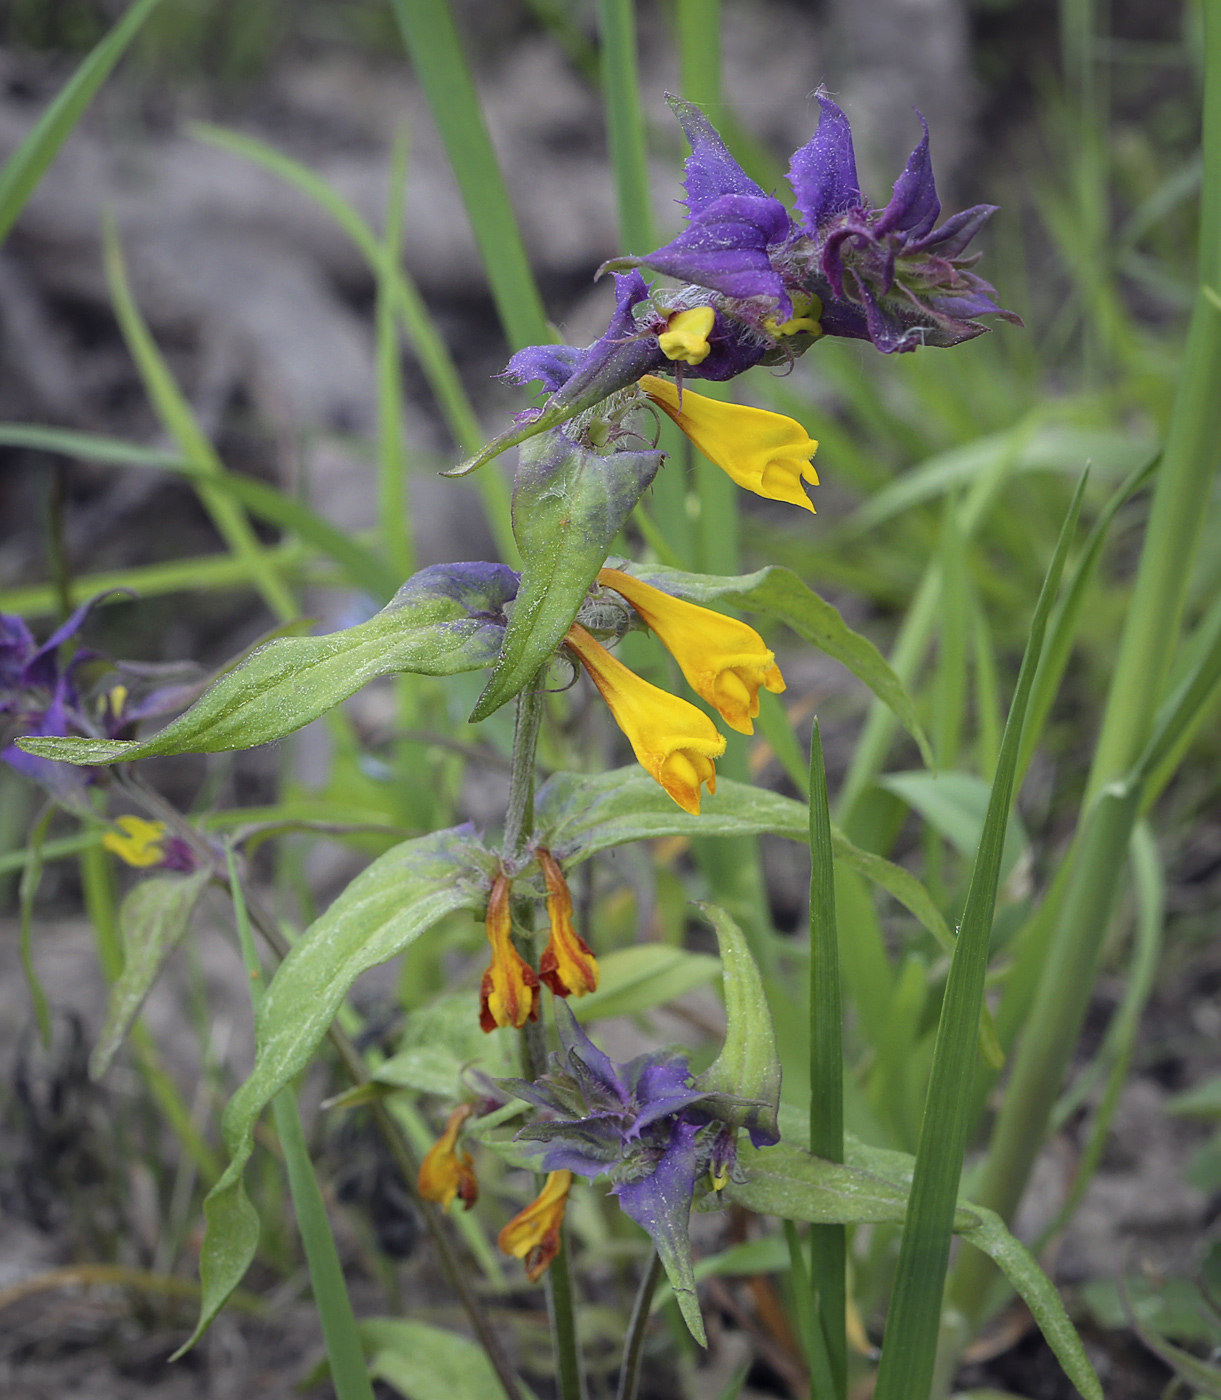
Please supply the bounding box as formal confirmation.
[537,849,599,998]
[479,873,540,1033]
[639,374,819,512]
[102,815,168,868]
[657,306,715,365]
[498,1170,573,1282]
[598,568,785,736]
[417,1104,478,1211]
[566,624,725,815]
[763,290,824,341]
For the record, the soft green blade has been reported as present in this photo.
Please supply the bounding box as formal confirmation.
[871,474,1086,1400]
[388,0,550,351]
[0,0,166,246]
[598,0,653,255]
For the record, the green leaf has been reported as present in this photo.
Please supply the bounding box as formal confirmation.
[536,768,951,946]
[724,1138,1101,1400]
[373,991,517,1097]
[570,944,720,1022]
[0,0,167,246]
[90,869,211,1079]
[471,435,661,720]
[180,828,485,1351]
[877,770,1028,886]
[692,904,780,1144]
[363,1317,512,1400]
[19,566,516,766]
[958,1211,1103,1400]
[1166,1075,1221,1119]
[620,563,933,766]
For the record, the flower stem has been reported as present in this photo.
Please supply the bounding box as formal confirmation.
[505,677,587,1400]
[616,1250,663,1400]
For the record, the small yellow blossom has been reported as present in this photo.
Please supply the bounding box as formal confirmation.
[498,1170,573,1282]
[417,1104,478,1211]
[763,290,824,341]
[598,568,785,736]
[537,849,598,998]
[479,874,540,1033]
[102,815,168,868]
[566,624,725,815]
[639,374,819,513]
[657,306,716,365]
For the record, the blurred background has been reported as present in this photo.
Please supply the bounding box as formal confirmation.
[2,2,1218,1397]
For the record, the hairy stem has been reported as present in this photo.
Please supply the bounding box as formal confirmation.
[616,1251,663,1400]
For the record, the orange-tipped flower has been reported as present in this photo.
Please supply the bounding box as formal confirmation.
[598,568,786,736]
[537,849,598,998]
[566,624,726,815]
[417,1105,478,1210]
[498,1169,573,1282]
[479,874,540,1033]
[639,374,819,512]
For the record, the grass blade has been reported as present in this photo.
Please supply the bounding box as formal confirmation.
[102,219,297,623]
[189,121,517,565]
[597,0,653,254]
[377,130,415,583]
[808,721,847,1399]
[226,849,375,1400]
[872,474,1086,1400]
[389,0,550,350]
[0,424,399,602]
[0,0,166,246]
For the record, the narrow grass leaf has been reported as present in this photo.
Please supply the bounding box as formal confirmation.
[877,771,1027,887]
[224,854,375,1400]
[178,830,484,1353]
[19,808,55,1046]
[872,475,1086,1400]
[388,0,550,349]
[597,0,653,254]
[0,0,166,246]
[102,220,297,622]
[807,721,847,1398]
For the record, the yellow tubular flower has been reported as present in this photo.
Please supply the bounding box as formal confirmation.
[597,568,785,736]
[639,374,819,512]
[102,815,168,868]
[417,1105,478,1210]
[566,624,726,815]
[479,874,540,1033]
[537,849,598,998]
[657,305,716,365]
[498,1170,573,1282]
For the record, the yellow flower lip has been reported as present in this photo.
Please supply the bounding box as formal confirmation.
[566,623,725,814]
[657,305,716,365]
[639,374,819,513]
[498,1169,573,1282]
[597,568,786,736]
[417,1104,478,1211]
[102,815,168,868]
[537,849,599,998]
[479,874,540,1032]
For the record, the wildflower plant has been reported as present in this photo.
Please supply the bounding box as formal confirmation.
[7,5,1221,1399]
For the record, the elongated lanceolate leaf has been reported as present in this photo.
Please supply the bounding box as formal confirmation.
[19,564,518,767]
[693,904,781,1145]
[536,769,951,946]
[90,868,211,1080]
[363,1318,508,1400]
[471,434,662,720]
[179,827,486,1352]
[879,770,1028,885]
[724,1141,1101,1400]
[618,563,932,765]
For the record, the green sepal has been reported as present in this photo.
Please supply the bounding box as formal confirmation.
[615,561,933,767]
[692,903,781,1146]
[470,432,662,721]
[90,867,211,1080]
[19,564,518,767]
[176,826,485,1356]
